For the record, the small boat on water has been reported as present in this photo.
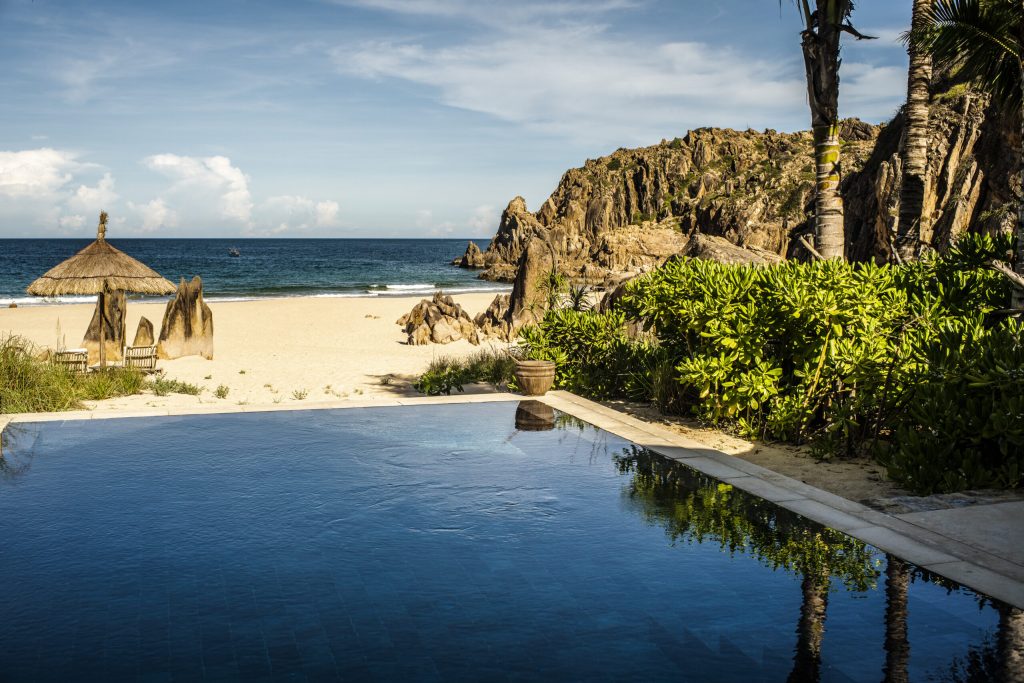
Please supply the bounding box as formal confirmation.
[228,247,241,257]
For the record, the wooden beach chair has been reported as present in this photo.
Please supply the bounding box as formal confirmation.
[123,345,158,372]
[53,348,88,373]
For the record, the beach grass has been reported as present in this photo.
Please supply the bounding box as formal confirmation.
[415,348,516,395]
[0,335,202,414]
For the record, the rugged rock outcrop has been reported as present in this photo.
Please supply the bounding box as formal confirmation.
[397,292,478,345]
[681,233,784,265]
[471,293,513,340]
[457,89,1018,280]
[452,241,486,268]
[158,276,214,360]
[83,287,126,364]
[132,317,155,347]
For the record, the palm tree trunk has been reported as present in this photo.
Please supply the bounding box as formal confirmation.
[788,572,829,683]
[1016,36,1023,310]
[883,557,910,683]
[896,0,934,262]
[801,4,846,260]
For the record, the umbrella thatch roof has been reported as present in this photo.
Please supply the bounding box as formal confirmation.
[26,212,176,297]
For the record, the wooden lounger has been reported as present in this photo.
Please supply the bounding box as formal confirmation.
[123,345,158,372]
[54,348,88,373]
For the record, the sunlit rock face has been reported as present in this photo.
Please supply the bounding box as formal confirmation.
[465,88,1015,282]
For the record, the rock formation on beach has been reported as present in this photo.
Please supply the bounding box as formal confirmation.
[397,292,478,345]
[83,287,126,364]
[456,89,1017,284]
[158,276,214,360]
[132,317,155,347]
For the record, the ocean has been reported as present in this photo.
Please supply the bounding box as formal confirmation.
[0,238,507,306]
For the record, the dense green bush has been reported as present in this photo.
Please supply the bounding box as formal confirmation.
[519,234,1023,493]
[519,309,657,400]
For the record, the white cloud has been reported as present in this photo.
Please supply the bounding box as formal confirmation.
[331,0,638,27]
[333,27,810,142]
[315,200,340,227]
[0,148,79,199]
[467,204,496,233]
[247,195,342,235]
[59,214,85,229]
[840,64,908,121]
[144,153,253,223]
[414,208,433,228]
[129,198,178,232]
[68,172,119,214]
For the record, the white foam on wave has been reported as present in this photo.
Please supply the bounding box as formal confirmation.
[1,295,99,307]
[3,285,512,307]
[383,283,436,291]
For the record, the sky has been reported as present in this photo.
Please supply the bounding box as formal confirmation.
[0,0,911,238]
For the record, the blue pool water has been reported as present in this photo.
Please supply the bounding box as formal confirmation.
[0,402,1015,682]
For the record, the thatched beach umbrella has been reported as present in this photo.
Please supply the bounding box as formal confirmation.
[26,212,176,368]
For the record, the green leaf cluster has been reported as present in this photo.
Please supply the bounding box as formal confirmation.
[520,233,1024,493]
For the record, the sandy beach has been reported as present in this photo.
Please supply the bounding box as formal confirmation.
[0,292,504,412]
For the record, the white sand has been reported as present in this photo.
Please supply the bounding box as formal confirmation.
[0,293,507,413]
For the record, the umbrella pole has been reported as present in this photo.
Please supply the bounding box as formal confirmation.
[98,291,106,369]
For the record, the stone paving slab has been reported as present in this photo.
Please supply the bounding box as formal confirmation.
[897,501,1024,568]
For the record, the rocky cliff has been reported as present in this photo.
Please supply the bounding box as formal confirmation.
[461,89,1019,282]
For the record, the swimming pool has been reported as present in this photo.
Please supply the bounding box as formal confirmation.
[0,401,1015,681]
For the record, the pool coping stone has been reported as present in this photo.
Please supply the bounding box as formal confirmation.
[3,389,1022,609]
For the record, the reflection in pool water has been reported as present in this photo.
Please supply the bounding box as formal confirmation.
[0,402,1019,681]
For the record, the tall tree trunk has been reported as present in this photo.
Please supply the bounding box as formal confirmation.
[883,557,910,683]
[895,0,934,262]
[788,572,829,683]
[801,4,846,260]
[1016,24,1023,310]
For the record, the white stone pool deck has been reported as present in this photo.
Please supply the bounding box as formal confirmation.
[3,390,1023,609]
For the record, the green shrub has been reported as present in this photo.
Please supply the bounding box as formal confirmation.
[883,319,1024,493]
[519,234,1021,492]
[214,384,230,399]
[0,336,148,413]
[519,310,657,400]
[149,372,202,396]
[415,349,517,396]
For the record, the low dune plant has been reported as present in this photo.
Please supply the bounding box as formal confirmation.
[415,348,516,396]
[0,336,147,413]
[149,372,202,396]
[214,384,230,399]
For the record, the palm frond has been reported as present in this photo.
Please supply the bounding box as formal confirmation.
[916,0,1022,111]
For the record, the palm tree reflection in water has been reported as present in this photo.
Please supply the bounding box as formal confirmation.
[611,445,1016,682]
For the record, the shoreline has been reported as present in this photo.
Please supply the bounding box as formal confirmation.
[1,285,511,309]
[0,292,506,411]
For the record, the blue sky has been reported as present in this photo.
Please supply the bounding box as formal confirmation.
[0,0,910,238]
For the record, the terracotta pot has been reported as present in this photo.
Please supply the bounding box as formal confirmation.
[514,360,556,396]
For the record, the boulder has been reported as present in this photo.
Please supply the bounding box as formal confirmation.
[82,287,126,364]
[7,303,16,309]
[453,241,486,268]
[132,316,155,347]
[508,236,555,325]
[473,293,514,341]
[681,233,783,265]
[398,291,478,345]
[157,276,214,360]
